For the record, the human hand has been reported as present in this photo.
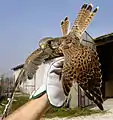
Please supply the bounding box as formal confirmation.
[29,57,65,107]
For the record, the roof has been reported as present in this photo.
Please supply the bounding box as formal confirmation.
[95,33,113,41]
[85,31,94,40]
[11,64,24,71]
[94,32,113,46]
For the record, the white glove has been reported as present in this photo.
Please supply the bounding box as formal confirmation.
[29,57,65,107]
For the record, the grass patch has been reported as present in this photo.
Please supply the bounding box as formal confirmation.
[45,107,106,118]
[0,95,29,115]
[0,96,106,118]
[10,95,29,113]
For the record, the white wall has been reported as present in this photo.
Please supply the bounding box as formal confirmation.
[69,82,78,108]
[13,69,35,94]
[13,61,57,95]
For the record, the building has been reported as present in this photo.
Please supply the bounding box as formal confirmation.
[12,31,95,108]
[95,33,113,99]
[12,64,36,94]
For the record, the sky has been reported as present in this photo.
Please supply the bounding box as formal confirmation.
[0,0,113,75]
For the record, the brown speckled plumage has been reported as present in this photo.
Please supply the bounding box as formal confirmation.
[2,3,103,119]
[59,4,103,110]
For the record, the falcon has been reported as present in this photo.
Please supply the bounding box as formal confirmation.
[48,3,103,110]
[58,3,104,110]
[2,3,103,119]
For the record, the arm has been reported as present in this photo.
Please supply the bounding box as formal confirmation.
[4,57,64,120]
[4,94,49,120]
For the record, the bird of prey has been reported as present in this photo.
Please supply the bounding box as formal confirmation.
[2,3,103,119]
[49,3,103,110]
[58,3,104,110]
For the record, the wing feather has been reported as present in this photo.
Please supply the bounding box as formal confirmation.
[24,48,50,79]
[61,17,70,36]
[62,48,103,110]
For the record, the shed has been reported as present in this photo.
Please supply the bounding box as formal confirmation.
[95,33,113,99]
[12,64,36,94]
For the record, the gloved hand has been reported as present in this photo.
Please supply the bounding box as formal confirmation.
[29,57,65,107]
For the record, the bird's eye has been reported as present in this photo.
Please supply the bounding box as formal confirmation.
[48,41,51,45]
[50,40,58,49]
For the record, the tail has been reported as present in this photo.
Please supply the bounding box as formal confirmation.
[61,16,70,36]
[69,3,99,40]
[85,89,104,110]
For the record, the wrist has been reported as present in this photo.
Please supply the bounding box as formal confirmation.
[35,94,50,107]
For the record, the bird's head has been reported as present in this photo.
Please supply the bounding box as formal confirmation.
[39,37,53,50]
[39,37,62,52]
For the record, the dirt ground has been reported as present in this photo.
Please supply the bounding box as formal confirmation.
[45,98,113,120]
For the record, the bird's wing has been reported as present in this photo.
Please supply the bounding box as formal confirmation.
[69,3,99,40]
[61,65,74,96]
[79,50,103,110]
[24,48,50,79]
[62,48,103,110]
[61,3,100,97]
[61,17,70,36]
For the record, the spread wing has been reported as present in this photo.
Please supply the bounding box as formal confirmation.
[62,48,104,110]
[62,3,100,96]
[24,48,50,79]
[69,3,99,40]
[61,3,103,110]
[61,16,70,36]
[79,49,103,110]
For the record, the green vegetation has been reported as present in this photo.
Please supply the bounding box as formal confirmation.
[0,95,29,115]
[45,107,106,118]
[0,95,106,118]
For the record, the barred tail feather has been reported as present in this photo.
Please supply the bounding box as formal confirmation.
[85,90,104,110]
[91,88,103,103]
